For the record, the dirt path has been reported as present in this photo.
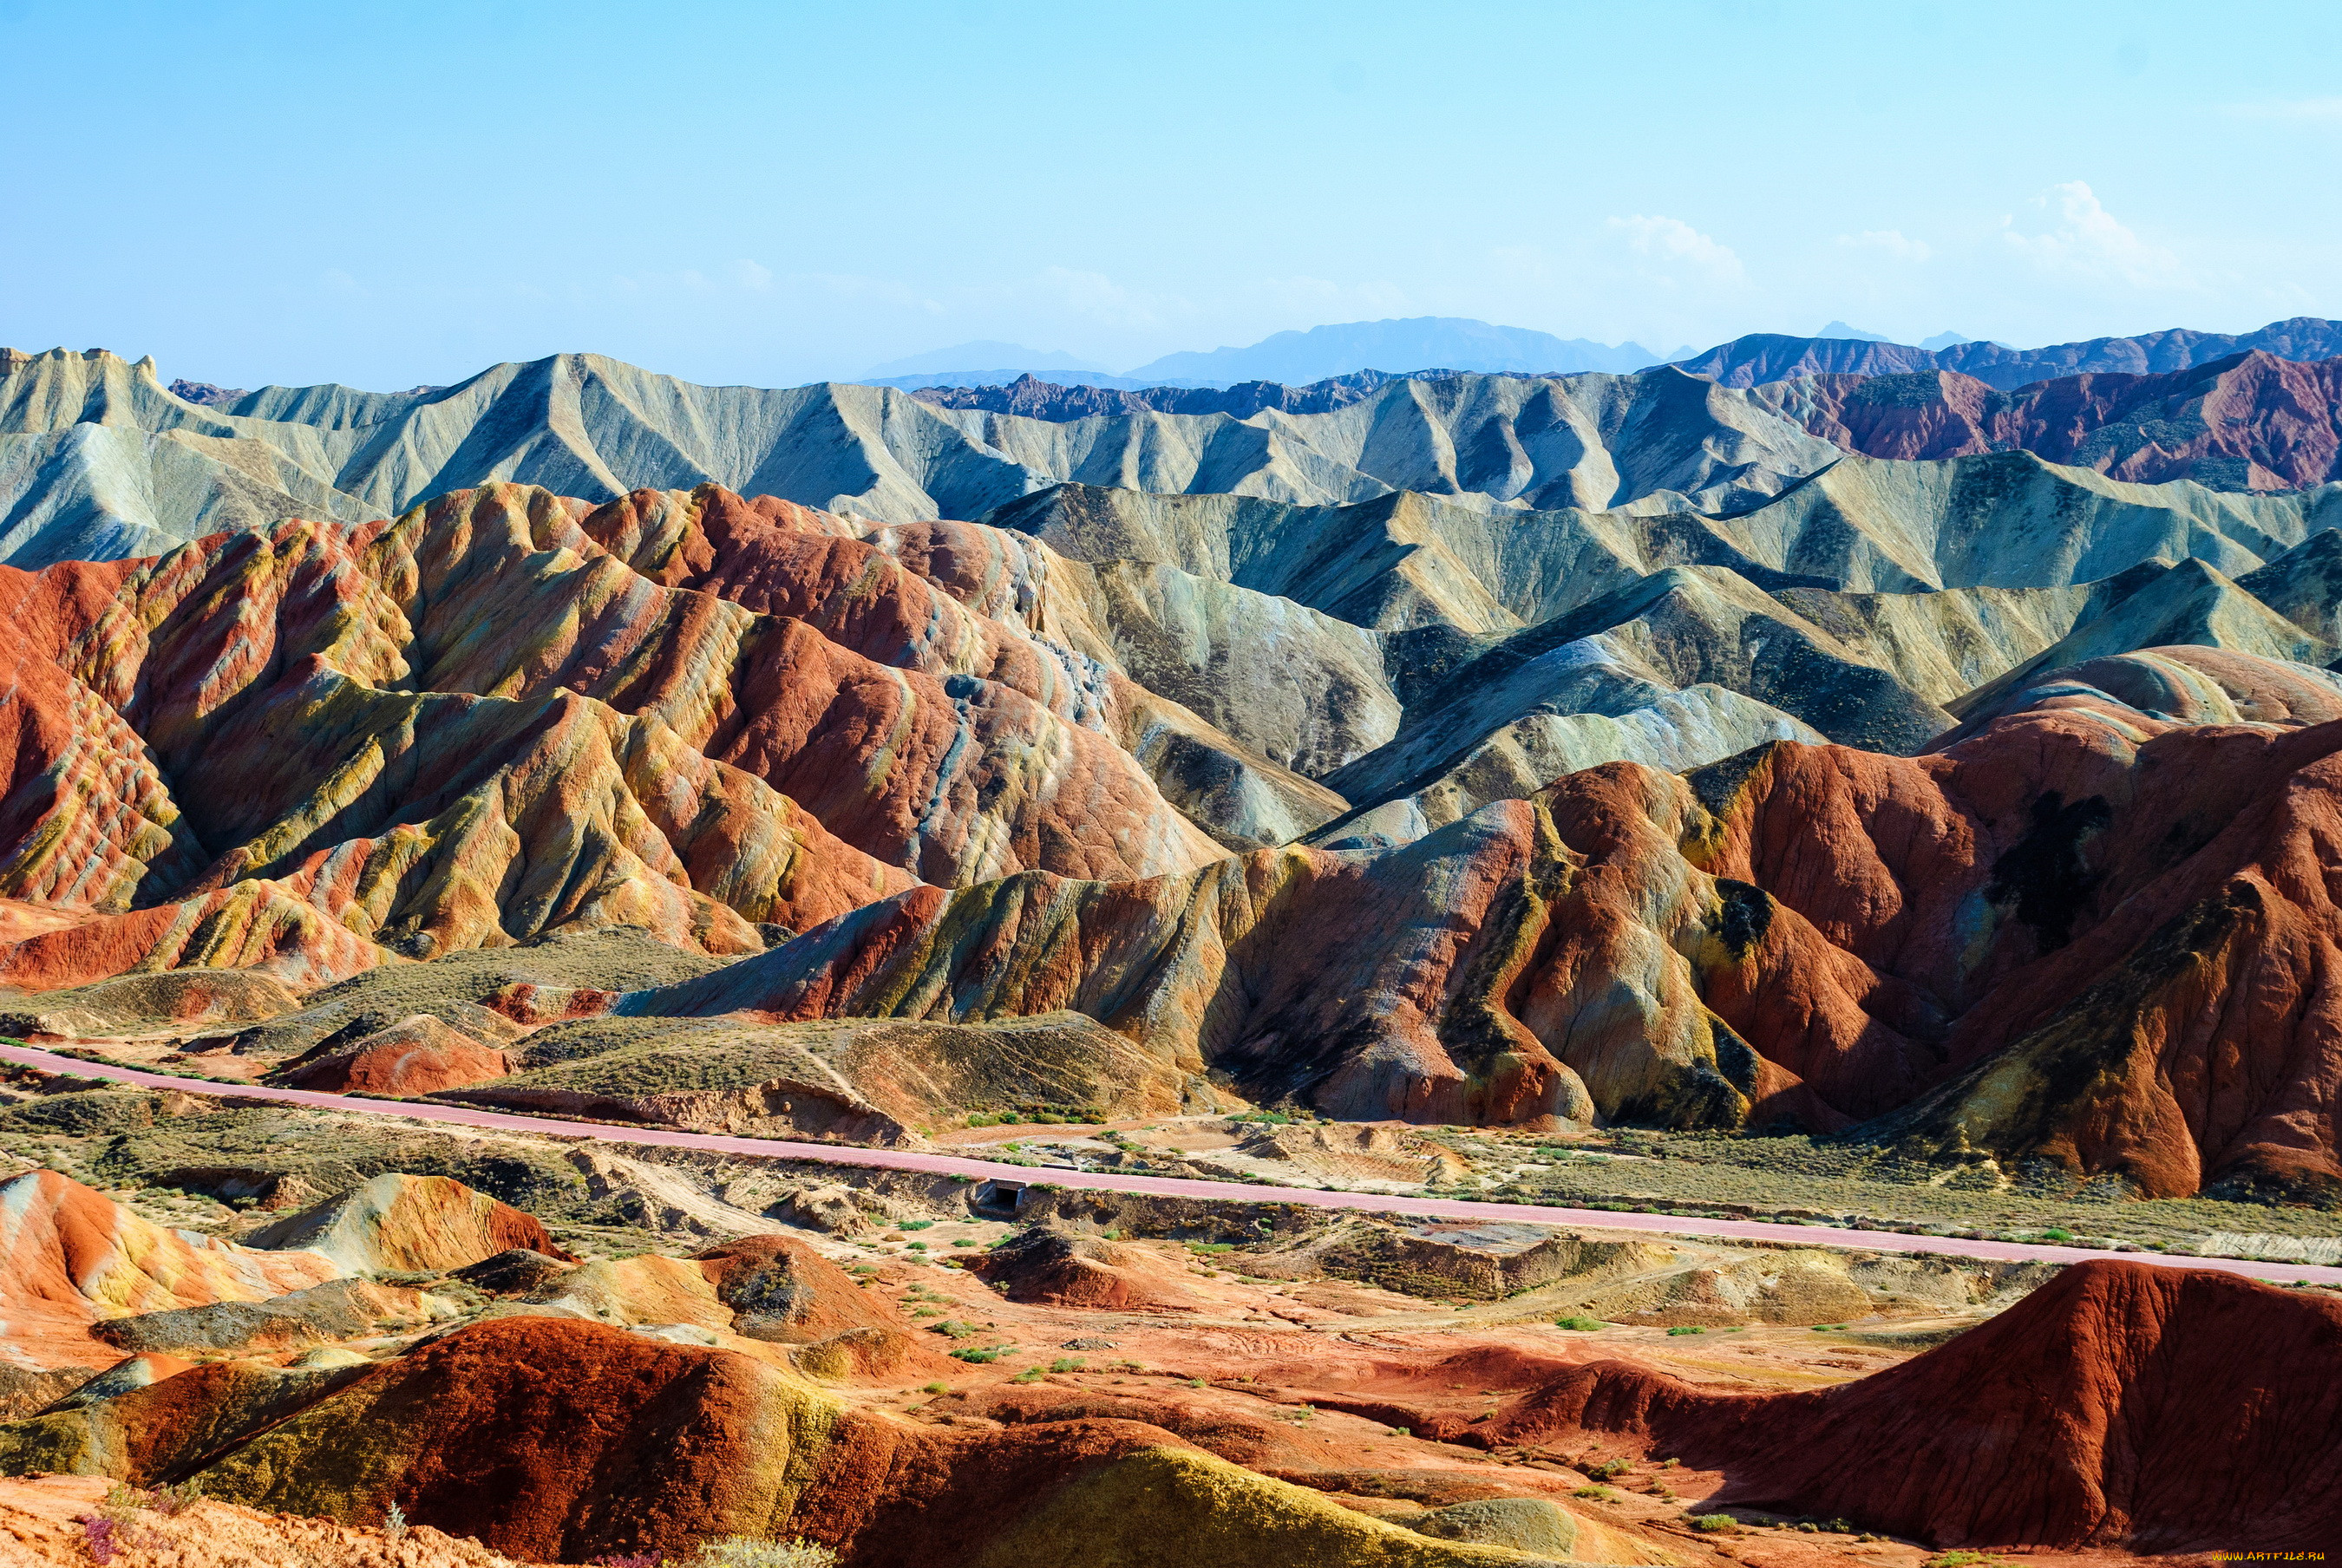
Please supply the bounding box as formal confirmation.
[9,1040,2339,1286]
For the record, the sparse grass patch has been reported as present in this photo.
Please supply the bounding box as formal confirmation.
[686,1539,840,1567]
[1554,1316,1607,1330]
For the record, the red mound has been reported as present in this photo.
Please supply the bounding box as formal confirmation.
[279,1016,511,1095]
[1425,1259,2342,1553]
[185,1314,1187,1565]
[972,1230,1211,1311]
[691,1233,906,1343]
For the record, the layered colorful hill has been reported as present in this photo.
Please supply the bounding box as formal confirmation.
[1756,349,2342,490]
[8,441,2342,1193]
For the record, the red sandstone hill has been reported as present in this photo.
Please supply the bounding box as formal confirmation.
[1754,349,2342,490]
[1409,1258,2342,1554]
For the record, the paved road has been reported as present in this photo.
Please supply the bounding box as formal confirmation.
[9,1041,2341,1287]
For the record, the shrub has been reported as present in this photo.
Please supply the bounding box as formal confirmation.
[75,1515,126,1565]
[1011,1367,1045,1383]
[1187,1377,1207,1388]
[2042,1228,2074,1242]
[952,1237,976,1246]
[1554,1316,1606,1331]
[906,1241,927,1251]
[1048,1357,1087,1373]
[950,1346,1006,1363]
[1584,1458,1631,1480]
[689,1539,841,1567]
[1688,1513,1739,1532]
[1388,1427,1410,1437]
[921,1382,949,1394]
[1571,1486,1616,1501]
[1666,1325,1705,1336]
[591,1556,662,1567]
[898,1219,934,1231]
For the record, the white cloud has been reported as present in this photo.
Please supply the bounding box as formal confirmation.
[1606,215,1745,283]
[1835,229,1931,262]
[2002,181,2191,290]
[2225,97,2342,121]
[731,259,773,291]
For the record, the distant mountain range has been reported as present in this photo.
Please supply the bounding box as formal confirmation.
[1118,317,1671,383]
[859,313,2342,398]
[1676,317,2342,390]
[856,317,1674,391]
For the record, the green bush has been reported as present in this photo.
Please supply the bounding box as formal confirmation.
[1571,1485,1616,1501]
[2042,1228,2074,1242]
[1584,1458,1630,1480]
[1666,1325,1705,1336]
[950,1346,1008,1363]
[1554,1316,1606,1331]
[1688,1513,1738,1532]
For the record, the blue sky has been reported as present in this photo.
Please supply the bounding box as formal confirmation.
[5,0,2339,389]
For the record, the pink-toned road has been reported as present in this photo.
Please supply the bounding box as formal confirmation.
[9,1041,2341,1288]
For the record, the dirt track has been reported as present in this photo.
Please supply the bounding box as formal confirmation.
[9,1040,2339,1286]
